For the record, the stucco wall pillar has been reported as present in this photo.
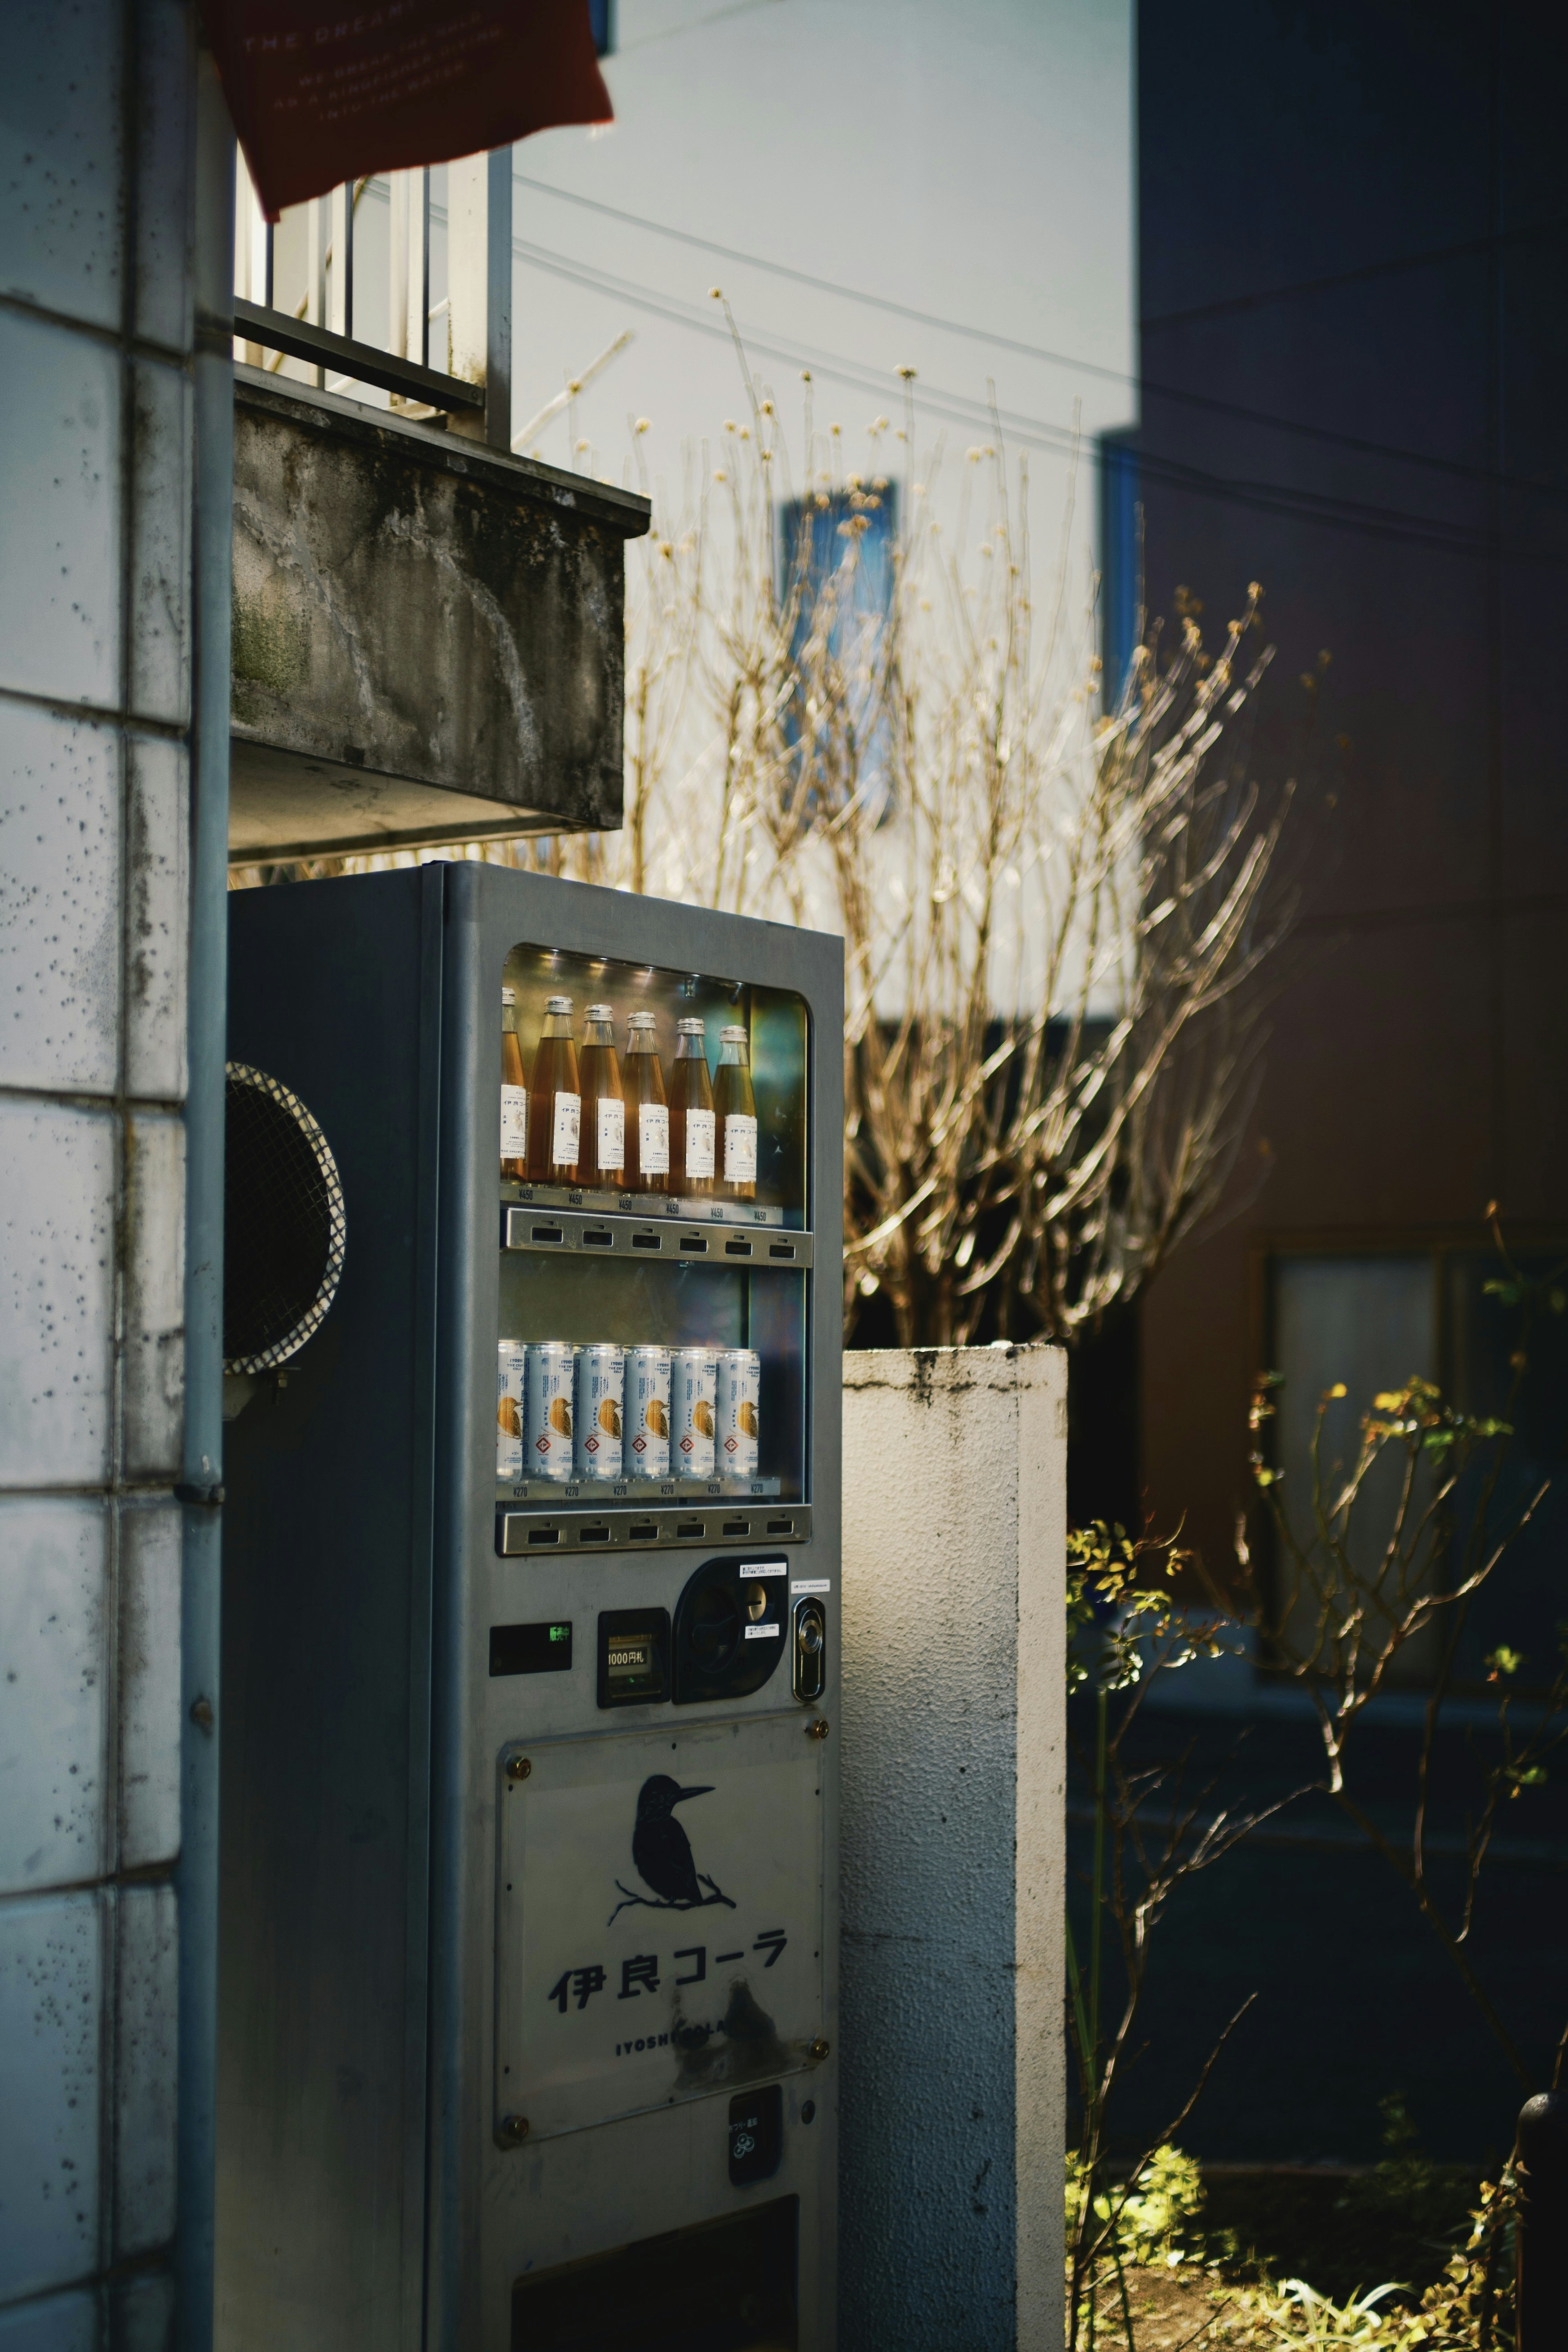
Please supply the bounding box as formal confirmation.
[838,1343,1067,2352]
[0,3,215,2341]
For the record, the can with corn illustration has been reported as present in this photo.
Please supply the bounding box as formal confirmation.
[715,1348,761,1478]
[624,1343,672,1479]
[670,1345,718,1479]
[573,1342,626,1479]
[524,1341,577,1481]
[497,1339,527,1480]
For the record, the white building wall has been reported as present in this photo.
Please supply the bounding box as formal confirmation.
[0,2,198,2339]
[510,0,1135,567]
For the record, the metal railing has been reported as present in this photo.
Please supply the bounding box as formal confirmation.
[233,154,512,448]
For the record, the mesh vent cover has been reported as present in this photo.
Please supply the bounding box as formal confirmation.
[223,1062,347,1375]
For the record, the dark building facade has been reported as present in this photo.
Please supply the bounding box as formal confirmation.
[1100,0,1568,2161]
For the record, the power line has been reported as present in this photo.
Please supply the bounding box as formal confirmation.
[510,236,1564,566]
[512,169,1568,503]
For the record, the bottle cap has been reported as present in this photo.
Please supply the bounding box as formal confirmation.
[501,986,516,1005]
[627,1010,657,1028]
[544,995,573,1014]
[676,1016,705,1034]
[720,1026,748,1043]
[586,1003,614,1021]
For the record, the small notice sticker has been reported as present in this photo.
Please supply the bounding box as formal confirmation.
[741,1560,788,1578]
[743,1623,782,1640]
[790,1578,831,1596]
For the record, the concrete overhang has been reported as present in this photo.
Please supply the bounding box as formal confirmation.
[229,369,650,865]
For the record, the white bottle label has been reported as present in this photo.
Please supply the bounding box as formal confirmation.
[500,1085,528,1160]
[596,1096,625,1172]
[638,1101,670,1175]
[551,1091,581,1164]
[684,1106,715,1180]
[723,1112,758,1184]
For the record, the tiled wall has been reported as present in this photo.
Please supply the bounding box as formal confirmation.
[0,0,196,2339]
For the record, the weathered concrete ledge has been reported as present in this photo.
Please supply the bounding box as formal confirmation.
[230,369,650,863]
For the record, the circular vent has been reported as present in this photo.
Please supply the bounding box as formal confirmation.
[223,1062,346,1375]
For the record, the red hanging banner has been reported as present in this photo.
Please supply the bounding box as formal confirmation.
[200,0,613,221]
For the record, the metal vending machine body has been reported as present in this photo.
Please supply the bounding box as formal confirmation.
[216,863,842,2352]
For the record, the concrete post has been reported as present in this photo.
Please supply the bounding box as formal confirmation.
[839,1344,1067,2352]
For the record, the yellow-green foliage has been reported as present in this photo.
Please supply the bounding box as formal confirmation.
[1066,2142,1207,2270]
[1219,2172,1515,2348]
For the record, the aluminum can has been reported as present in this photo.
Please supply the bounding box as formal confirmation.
[497,1340,527,1480]
[574,1342,626,1479]
[624,1344,672,1479]
[715,1348,761,1479]
[524,1341,577,1482]
[670,1346,717,1479]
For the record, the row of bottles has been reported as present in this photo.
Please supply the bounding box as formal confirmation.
[501,992,758,1198]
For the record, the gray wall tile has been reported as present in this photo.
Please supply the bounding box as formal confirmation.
[122,1115,185,1479]
[0,1500,108,1896]
[0,705,121,1097]
[129,363,191,728]
[0,0,124,334]
[0,311,122,711]
[111,2268,173,2352]
[0,2286,99,2351]
[0,1891,102,2301]
[0,1101,115,1488]
[111,1886,176,2259]
[116,1505,180,1872]
[133,0,195,358]
[125,738,189,1106]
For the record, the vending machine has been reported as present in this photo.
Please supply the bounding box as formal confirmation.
[215,863,842,2352]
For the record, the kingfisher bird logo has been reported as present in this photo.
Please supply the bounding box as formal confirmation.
[608,1776,737,1925]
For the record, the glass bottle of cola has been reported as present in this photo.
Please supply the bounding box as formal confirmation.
[623,1010,669,1194]
[526,995,581,1184]
[500,984,528,1181]
[713,1023,758,1201]
[580,1003,625,1188]
[671,1016,715,1198]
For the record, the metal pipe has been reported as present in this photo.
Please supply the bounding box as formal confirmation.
[178,38,234,2352]
[342,178,355,340]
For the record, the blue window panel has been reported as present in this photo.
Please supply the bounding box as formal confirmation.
[777,485,898,814]
[1097,432,1140,707]
[588,0,615,57]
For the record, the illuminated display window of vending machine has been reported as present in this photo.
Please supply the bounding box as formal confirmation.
[216,865,842,2352]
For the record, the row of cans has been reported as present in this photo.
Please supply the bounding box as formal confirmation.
[497,1340,761,1483]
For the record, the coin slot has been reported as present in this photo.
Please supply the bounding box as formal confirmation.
[678,1235,708,1254]
[527,1527,560,1546]
[768,1242,796,1260]
[673,1553,789,1703]
[723,1239,753,1257]
[530,1225,564,1244]
[793,1596,827,1703]
[631,1231,661,1250]
[582,1229,613,1248]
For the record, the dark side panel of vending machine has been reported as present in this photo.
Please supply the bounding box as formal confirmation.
[216,863,841,2352]
[217,867,443,2352]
